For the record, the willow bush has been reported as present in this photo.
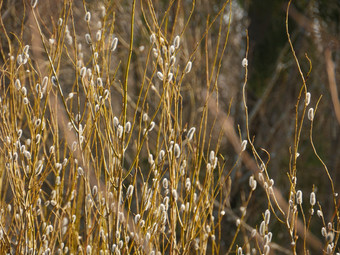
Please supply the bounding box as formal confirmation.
[0,0,338,254]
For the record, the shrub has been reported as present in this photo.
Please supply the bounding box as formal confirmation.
[0,0,338,254]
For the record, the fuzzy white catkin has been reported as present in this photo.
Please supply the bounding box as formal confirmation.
[127,185,134,198]
[42,76,48,91]
[180,160,186,176]
[152,48,158,57]
[242,58,248,67]
[134,214,140,224]
[172,189,178,201]
[148,153,154,165]
[170,45,175,55]
[117,125,123,139]
[145,232,151,244]
[185,178,191,191]
[173,35,180,49]
[31,0,38,8]
[249,175,257,190]
[170,56,176,66]
[264,235,269,244]
[85,12,91,22]
[209,150,215,164]
[104,89,109,100]
[21,86,27,96]
[111,37,118,51]
[17,54,23,65]
[241,140,247,152]
[49,38,55,45]
[264,244,270,255]
[125,121,131,133]
[264,209,270,225]
[306,92,311,105]
[23,45,30,55]
[149,121,155,131]
[51,76,57,87]
[267,232,272,242]
[327,244,332,254]
[96,30,102,41]
[85,33,92,44]
[310,192,316,206]
[142,113,148,122]
[113,116,119,127]
[157,71,164,81]
[77,167,84,176]
[23,97,29,105]
[174,143,180,158]
[185,61,192,74]
[35,118,41,127]
[35,162,43,175]
[167,73,173,82]
[296,190,303,204]
[35,134,41,144]
[150,33,156,44]
[80,66,87,79]
[119,240,123,249]
[80,67,87,79]
[15,79,21,90]
[308,108,314,121]
[187,127,196,141]
[206,163,212,174]
[95,64,100,74]
[159,150,165,161]
[100,5,106,17]
[67,92,74,99]
[92,185,97,196]
[86,245,92,255]
[259,221,266,236]
[162,45,167,55]
[35,83,41,93]
[97,77,103,87]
